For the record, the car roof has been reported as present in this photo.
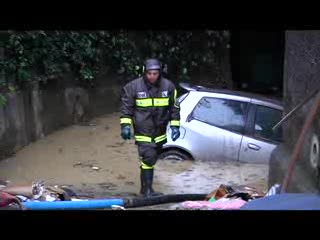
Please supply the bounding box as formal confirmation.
[180,82,283,107]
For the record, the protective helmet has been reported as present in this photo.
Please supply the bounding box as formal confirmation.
[145,58,161,71]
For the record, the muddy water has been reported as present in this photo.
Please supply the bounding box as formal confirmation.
[0,113,269,201]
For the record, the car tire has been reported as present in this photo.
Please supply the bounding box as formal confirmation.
[159,150,192,161]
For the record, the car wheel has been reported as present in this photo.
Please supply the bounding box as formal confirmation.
[159,150,192,161]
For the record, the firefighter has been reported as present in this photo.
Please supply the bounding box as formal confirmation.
[120,58,181,197]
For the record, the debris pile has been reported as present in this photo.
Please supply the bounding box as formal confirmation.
[172,184,266,210]
[0,180,78,209]
[1,180,282,210]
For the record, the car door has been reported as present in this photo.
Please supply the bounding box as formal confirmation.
[184,96,249,161]
[239,103,283,163]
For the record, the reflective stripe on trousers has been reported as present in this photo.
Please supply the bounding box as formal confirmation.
[138,144,162,169]
[140,161,154,170]
[170,120,180,127]
[135,134,167,143]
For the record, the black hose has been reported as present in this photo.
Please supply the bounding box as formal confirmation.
[124,194,207,208]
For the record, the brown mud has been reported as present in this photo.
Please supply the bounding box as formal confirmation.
[0,113,268,208]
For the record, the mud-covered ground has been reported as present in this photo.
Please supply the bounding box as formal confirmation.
[0,113,269,209]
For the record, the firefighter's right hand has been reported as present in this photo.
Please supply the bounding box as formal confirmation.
[121,125,131,140]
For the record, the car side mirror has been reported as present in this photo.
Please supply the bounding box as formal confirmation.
[186,112,193,122]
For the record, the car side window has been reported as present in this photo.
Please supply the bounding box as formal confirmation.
[192,97,248,133]
[254,105,282,142]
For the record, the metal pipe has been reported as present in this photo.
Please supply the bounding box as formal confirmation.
[272,87,320,131]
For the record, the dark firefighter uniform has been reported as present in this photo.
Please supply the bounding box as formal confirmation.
[120,59,180,197]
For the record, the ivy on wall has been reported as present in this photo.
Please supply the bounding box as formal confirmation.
[0,30,230,106]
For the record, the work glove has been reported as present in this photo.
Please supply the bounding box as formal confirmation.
[171,127,180,141]
[121,125,131,140]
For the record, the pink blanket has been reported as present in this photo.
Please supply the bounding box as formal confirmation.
[181,198,247,210]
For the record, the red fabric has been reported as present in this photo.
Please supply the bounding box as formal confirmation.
[0,191,19,207]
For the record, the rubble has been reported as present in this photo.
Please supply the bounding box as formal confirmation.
[0,181,76,209]
[171,184,267,210]
[0,181,276,210]
[0,191,24,209]
[92,166,100,171]
[265,184,281,196]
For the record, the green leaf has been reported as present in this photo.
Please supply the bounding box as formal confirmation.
[0,94,7,107]
[18,68,31,81]
[8,86,16,92]
[182,67,188,75]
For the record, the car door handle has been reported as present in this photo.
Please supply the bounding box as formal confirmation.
[248,143,261,151]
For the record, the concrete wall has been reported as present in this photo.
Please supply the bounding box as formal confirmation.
[0,81,120,160]
[269,31,320,192]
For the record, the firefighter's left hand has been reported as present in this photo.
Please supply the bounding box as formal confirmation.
[121,125,131,140]
[171,127,180,141]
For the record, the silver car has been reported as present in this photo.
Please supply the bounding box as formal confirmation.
[160,83,283,163]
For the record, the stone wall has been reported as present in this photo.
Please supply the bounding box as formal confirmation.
[269,31,320,192]
[0,82,120,160]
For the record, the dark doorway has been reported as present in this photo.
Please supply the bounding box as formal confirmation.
[230,31,285,98]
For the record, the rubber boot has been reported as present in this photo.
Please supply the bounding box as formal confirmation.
[139,167,145,195]
[140,168,163,197]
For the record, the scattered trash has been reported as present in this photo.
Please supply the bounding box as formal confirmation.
[208,197,216,202]
[73,161,100,170]
[60,186,78,198]
[1,178,271,210]
[205,184,264,202]
[171,184,267,210]
[265,184,281,197]
[1,181,75,206]
[32,181,45,199]
[16,195,28,202]
[111,205,126,210]
[73,162,82,167]
[234,186,265,199]
[0,191,24,209]
[45,195,57,202]
[205,184,233,201]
